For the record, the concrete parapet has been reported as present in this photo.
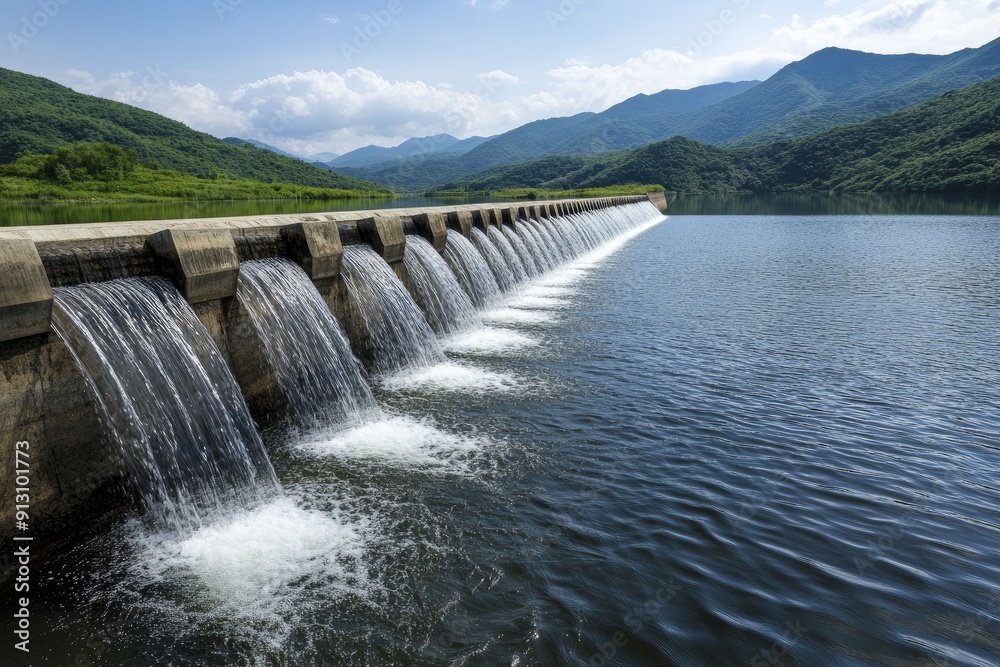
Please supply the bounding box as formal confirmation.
[281,221,343,280]
[501,207,516,226]
[446,210,473,238]
[0,240,54,343]
[471,209,491,232]
[357,215,406,263]
[646,191,669,213]
[486,208,502,229]
[146,229,239,304]
[411,212,448,253]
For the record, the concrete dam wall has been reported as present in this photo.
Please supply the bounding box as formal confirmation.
[0,194,667,556]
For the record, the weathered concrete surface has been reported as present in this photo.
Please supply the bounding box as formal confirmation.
[358,215,406,264]
[0,332,125,555]
[445,210,473,238]
[411,212,448,253]
[471,209,491,232]
[147,229,240,304]
[0,240,53,342]
[281,221,343,280]
[646,191,669,213]
[0,194,662,579]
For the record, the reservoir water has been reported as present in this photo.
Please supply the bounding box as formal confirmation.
[4,210,1000,666]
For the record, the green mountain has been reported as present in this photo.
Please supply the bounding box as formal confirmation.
[441,75,1000,194]
[0,67,385,191]
[349,38,1000,191]
[684,37,1000,147]
[330,133,493,168]
[223,137,305,160]
[341,83,758,191]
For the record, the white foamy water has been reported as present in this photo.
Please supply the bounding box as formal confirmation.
[528,267,588,289]
[504,295,569,310]
[483,308,558,325]
[442,327,540,356]
[381,360,519,393]
[134,496,371,614]
[299,415,484,471]
[518,285,577,299]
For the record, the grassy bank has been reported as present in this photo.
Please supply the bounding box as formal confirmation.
[429,184,667,199]
[0,143,394,204]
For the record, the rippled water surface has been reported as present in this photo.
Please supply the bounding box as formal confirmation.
[6,214,1000,666]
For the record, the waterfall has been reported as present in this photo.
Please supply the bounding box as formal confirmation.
[514,226,553,275]
[443,232,503,309]
[340,244,446,375]
[502,226,541,278]
[525,219,568,265]
[52,277,279,533]
[237,258,379,426]
[470,228,517,292]
[402,235,480,335]
[486,227,529,283]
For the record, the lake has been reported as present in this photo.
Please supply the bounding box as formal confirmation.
[3,209,999,666]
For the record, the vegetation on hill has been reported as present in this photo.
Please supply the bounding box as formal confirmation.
[0,143,393,203]
[432,184,667,200]
[0,67,385,192]
[435,75,1000,195]
[344,38,1000,190]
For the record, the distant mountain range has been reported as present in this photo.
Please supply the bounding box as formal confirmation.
[443,74,1000,194]
[345,36,1000,191]
[0,68,385,191]
[3,36,998,197]
[328,133,494,168]
[222,137,304,161]
[308,151,340,163]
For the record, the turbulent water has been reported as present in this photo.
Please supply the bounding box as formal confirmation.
[237,257,378,425]
[50,277,279,533]
[8,205,1000,667]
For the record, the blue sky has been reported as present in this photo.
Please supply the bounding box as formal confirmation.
[2,0,999,156]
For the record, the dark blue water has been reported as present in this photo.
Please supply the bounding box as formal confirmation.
[6,213,1000,666]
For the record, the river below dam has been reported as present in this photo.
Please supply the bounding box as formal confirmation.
[4,209,1000,665]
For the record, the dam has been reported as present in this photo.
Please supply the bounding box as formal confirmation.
[0,194,668,553]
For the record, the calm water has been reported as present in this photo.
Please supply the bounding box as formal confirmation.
[0,195,508,226]
[5,213,1000,666]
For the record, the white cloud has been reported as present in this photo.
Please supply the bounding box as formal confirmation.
[324,16,340,24]
[477,70,520,86]
[58,0,1000,155]
[767,0,1000,55]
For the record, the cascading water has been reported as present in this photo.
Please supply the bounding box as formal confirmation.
[487,226,529,283]
[470,228,517,292]
[512,222,552,274]
[402,235,480,335]
[52,277,280,533]
[340,244,447,375]
[502,225,541,278]
[237,258,379,426]
[525,218,569,265]
[443,232,503,309]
